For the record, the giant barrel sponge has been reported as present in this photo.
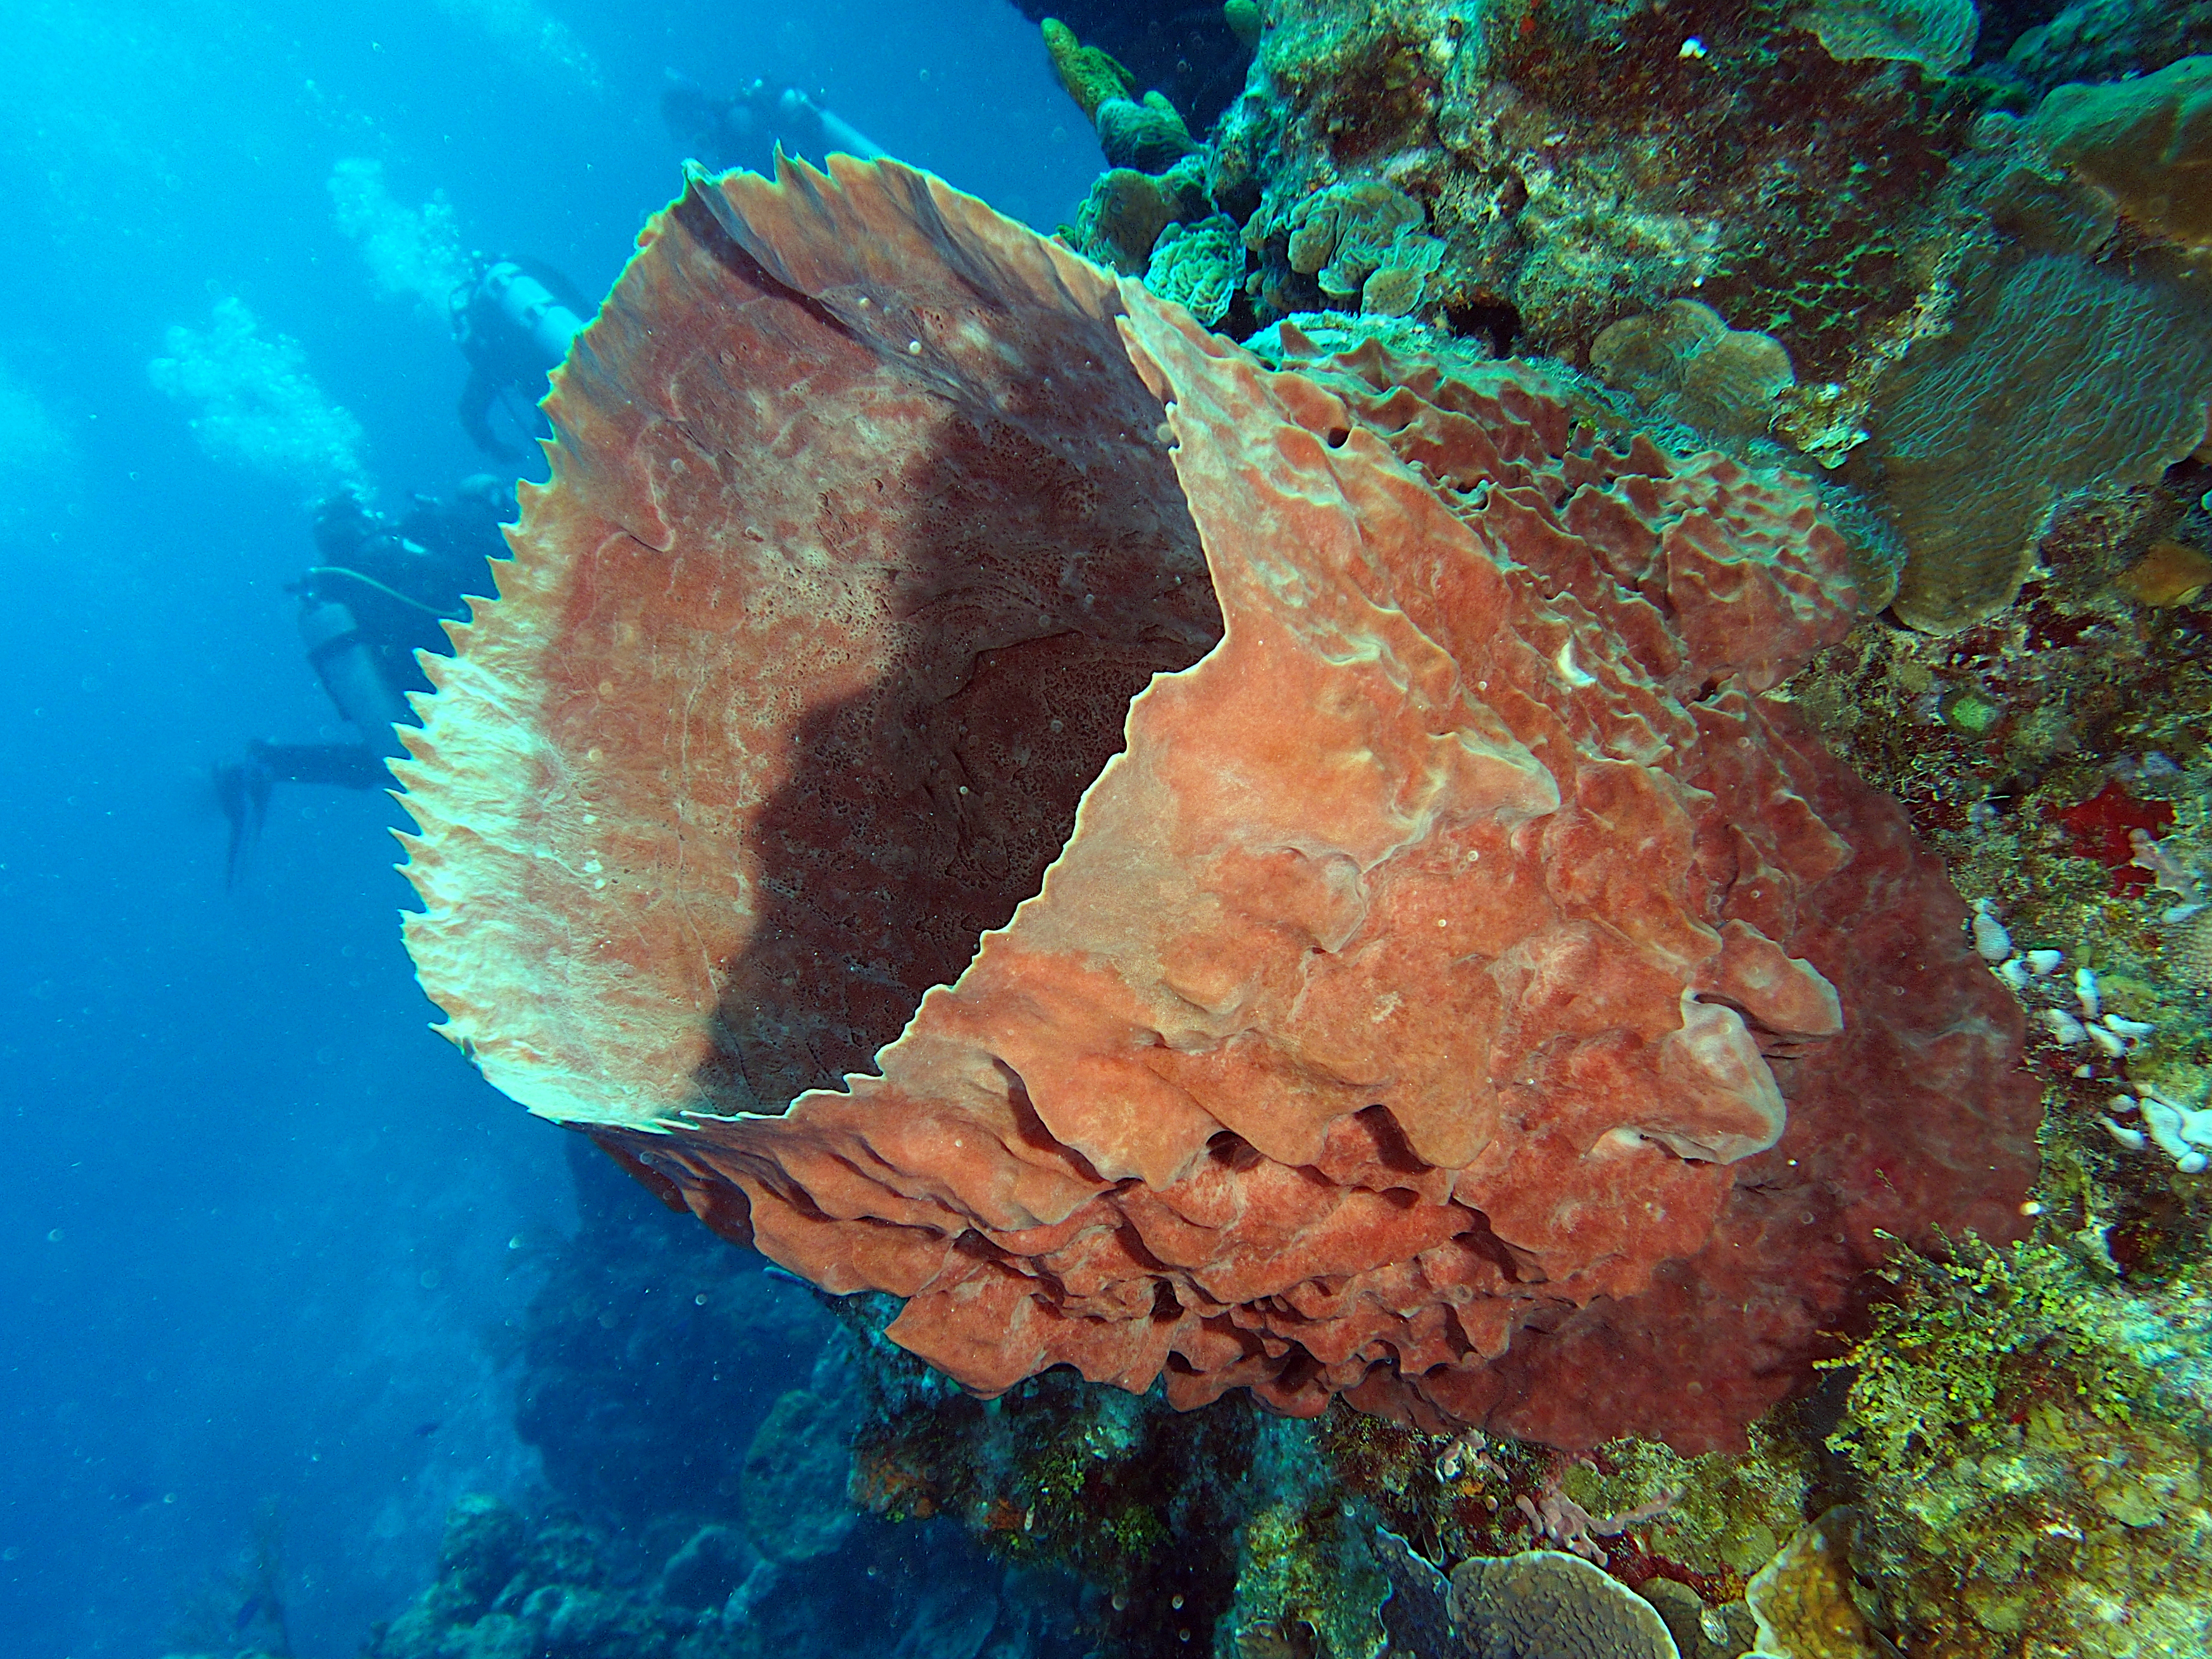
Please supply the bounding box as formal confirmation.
[395,156,2040,1452]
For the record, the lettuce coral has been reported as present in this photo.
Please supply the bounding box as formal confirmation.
[1282,180,1443,316]
[1870,253,2212,633]
[1589,301,1797,444]
[2028,54,2212,252]
[1145,215,1246,326]
[396,156,2040,1455]
[1789,0,1980,76]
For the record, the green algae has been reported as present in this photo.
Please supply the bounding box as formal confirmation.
[1830,1235,2156,1472]
[1824,1233,2212,1656]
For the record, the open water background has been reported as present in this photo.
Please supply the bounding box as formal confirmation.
[0,5,1099,1653]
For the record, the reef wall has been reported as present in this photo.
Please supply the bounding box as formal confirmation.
[364,5,2212,1655]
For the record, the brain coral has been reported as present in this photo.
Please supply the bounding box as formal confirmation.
[397,156,2040,1453]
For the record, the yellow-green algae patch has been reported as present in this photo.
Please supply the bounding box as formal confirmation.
[1829,1234,2212,1656]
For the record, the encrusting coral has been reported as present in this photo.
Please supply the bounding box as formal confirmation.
[396,154,2039,1457]
[1868,250,2212,634]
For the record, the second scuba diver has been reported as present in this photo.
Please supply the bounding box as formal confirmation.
[213,478,514,884]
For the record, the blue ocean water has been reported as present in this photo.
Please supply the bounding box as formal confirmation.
[0,6,1100,1655]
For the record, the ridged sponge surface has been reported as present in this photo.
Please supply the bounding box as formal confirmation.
[397,157,2039,1451]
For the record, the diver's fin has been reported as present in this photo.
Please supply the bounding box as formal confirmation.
[212,751,273,890]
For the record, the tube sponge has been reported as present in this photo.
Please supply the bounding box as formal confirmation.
[1041,18,1136,122]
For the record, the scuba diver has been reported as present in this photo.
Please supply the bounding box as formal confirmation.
[450,255,592,460]
[660,70,886,173]
[213,478,514,885]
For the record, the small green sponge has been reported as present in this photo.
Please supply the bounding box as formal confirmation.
[1041,18,1136,121]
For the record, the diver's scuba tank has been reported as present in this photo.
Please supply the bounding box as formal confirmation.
[298,597,411,751]
[772,86,886,160]
[477,261,585,367]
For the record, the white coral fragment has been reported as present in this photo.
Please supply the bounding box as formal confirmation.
[2041,1007,2088,1046]
[2075,966,2101,1019]
[1971,897,2011,962]
[2140,1086,2212,1175]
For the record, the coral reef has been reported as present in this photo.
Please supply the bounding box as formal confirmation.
[511,1140,832,1531]
[1212,0,1979,381]
[1040,0,2212,637]
[1825,1236,2212,1655]
[397,156,2037,1453]
[364,7,2212,1657]
[840,1306,1286,1658]
[359,1146,1090,1659]
[361,1492,1086,1659]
